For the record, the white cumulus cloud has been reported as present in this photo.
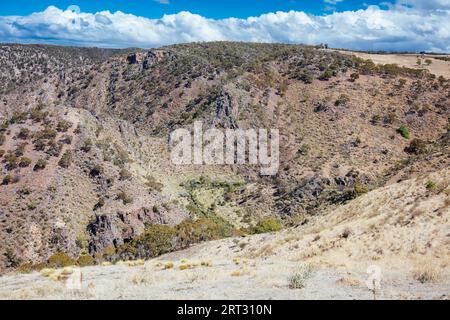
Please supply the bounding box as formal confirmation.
[0,5,448,52]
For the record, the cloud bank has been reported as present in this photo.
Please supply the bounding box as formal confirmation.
[0,5,449,52]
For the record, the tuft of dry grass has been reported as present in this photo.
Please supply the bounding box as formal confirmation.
[413,263,441,283]
[288,264,314,289]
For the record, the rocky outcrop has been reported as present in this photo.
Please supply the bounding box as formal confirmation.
[87,206,179,255]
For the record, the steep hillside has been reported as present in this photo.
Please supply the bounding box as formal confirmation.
[0,42,449,274]
[0,169,448,299]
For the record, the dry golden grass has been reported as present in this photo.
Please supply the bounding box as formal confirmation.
[413,263,442,283]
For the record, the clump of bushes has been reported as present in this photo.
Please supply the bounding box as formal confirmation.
[77,255,95,267]
[0,133,5,146]
[47,252,76,268]
[397,125,411,139]
[252,217,283,234]
[9,111,28,124]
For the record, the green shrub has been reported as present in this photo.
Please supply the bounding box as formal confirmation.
[29,107,48,122]
[58,150,73,168]
[176,218,222,249]
[425,180,436,190]
[2,175,12,185]
[4,154,18,170]
[117,224,176,259]
[33,158,47,171]
[48,252,76,268]
[252,217,283,234]
[319,68,333,81]
[77,255,95,267]
[397,125,411,139]
[19,157,32,167]
[353,182,369,196]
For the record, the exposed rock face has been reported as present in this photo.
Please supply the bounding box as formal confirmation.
[87,206,180,255]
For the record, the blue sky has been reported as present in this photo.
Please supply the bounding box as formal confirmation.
[0,1,449,52]
[0,1,383,19]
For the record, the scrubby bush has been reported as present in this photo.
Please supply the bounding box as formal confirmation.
[176,218,222,249]
[353,182,369,196]
[47,252,76,268]
[252,217,283,234]
[17,128,30,140]
[19,157,32,167]
[0,134,5,146]
[425,180,436,190]
[117,224,176,260]
[2,175,12,185]
[56,119,72,132]
[119,168,132,181]
[58,150,73,168]
[34,127,57,140]
[4,153,18,170]
[116,191,133,205]
[77,255,95,267]
[33,158,47,171]
[93,197,105,211]
[10,112,28,124]
[397,125,411,139]
[405,139,428,155]
[334,94,350,106]
[81,138,92,152]
[45,140,63,157]
[349,72,359,82]
[145,175,163,192]
[89,164,103,177]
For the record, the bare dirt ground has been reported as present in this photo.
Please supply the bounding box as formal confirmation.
[337,50,450,78]
[0,169,448,300]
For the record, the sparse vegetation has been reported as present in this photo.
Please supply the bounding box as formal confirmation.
[252,217,283,234]
[47,252,76,268]
[289,264,314,289]
[397,125,411,139]
[33,158,47,171]
[58,150,73,168]
[116,191,133,205]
